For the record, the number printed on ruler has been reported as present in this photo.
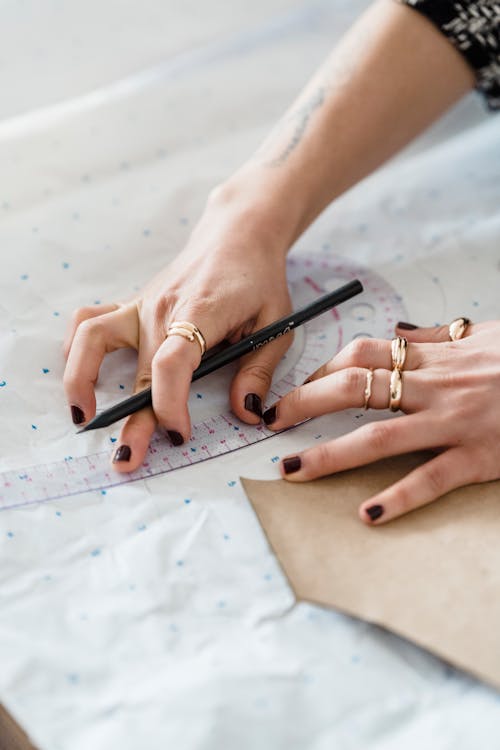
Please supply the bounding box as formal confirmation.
[0,256,407,511]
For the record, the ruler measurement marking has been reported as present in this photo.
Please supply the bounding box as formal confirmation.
[0,258,406,510]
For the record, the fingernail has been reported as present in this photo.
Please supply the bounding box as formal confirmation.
[397,322,418,330]
[71,405,85,425]
[283,456,301,474]
[263,406,277,426]
[167,430,184,446]
[113,445,131,463]
[366,504,384,521]
[244,393,262,417]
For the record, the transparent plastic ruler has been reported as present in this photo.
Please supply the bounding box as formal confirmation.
[0,256,406,511]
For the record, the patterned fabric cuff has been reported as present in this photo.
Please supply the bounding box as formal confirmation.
[400,0,500,110]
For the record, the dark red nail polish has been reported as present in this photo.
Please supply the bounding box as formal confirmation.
[263,406,277,426]
[113,445,131,463]
[302,378,312,385]
[244,393,262,417]
[71,405,85,425]
[283,456,301,474]
[366,504,384,521]
[397,322,418,331]
[167,430,184,446]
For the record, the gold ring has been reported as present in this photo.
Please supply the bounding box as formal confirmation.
[389,368,403,412]
[166,321,207,357]
[363,369,374,410]
[391,336,408,370]
[449,317,471,341]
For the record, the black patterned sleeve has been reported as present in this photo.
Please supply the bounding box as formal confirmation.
[399,1,500,110]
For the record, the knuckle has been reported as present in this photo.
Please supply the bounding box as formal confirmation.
[347,337,371,362]
[240,362,274,389]
[70,306,92,325]
[310,442,333,474]
[424,461,447,497]
[364,422,392,453]
[152,345,185,372]
[337,367,365,399]
[76,317,104,341]
[394,484,414,514]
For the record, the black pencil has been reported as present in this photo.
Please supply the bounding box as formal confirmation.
[78,279,363,432]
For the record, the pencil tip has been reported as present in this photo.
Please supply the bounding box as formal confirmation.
[76,427,87,434]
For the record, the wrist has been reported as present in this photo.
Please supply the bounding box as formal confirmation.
[207,163,309,256]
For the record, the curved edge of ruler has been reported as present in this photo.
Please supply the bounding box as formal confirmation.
[0,255,407,511]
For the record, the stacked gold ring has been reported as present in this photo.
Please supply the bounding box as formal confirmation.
[166,321,207,357]
[389,335,407,412]
[449,317,470,341]
[363,369,374,410]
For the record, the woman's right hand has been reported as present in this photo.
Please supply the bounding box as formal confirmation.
[62,178,294,471]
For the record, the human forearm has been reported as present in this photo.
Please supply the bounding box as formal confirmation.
[218,0,475,247]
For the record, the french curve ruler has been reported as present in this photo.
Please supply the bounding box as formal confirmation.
[0,256,406,511]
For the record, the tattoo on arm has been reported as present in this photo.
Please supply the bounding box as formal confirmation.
[265,86,327,167]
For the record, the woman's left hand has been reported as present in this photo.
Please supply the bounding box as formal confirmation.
[262,320,500,525]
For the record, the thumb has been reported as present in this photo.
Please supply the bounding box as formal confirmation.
[230,323,294,425]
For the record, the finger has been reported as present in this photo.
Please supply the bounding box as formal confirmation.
[396,320,474,344]
[263,367,421,430]
[230,311,293,425]
[359,447,476,525]
[111,404,157,473]
[151,320,207,444]
[279,412,446,481]
[63,304,139,425]
[111,318,161,473]
[63,303,121,359]
[304,336,421,383]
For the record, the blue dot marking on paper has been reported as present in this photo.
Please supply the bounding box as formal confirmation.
[55,511,62,517]
[42,368,50,374]
[31,424,37,430]
[90,548,101,557]
[101,490,107,495]
[20,274,29,280]
[196,393,202,399]
[184,498,191,504]
[176,560,184,567]
[137,524,147,532]
[53,311,60,317]
[62,262,70,269]
[217,600,226,608]
[227,480,236,487]
[110,437,117,443]
[271,456,279,463]
[119,384,125,390]
[67,673,80,685]
[223,534,230,540]
[6,531,14,538]
[143,229,151,237]
[0,381,6,387]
